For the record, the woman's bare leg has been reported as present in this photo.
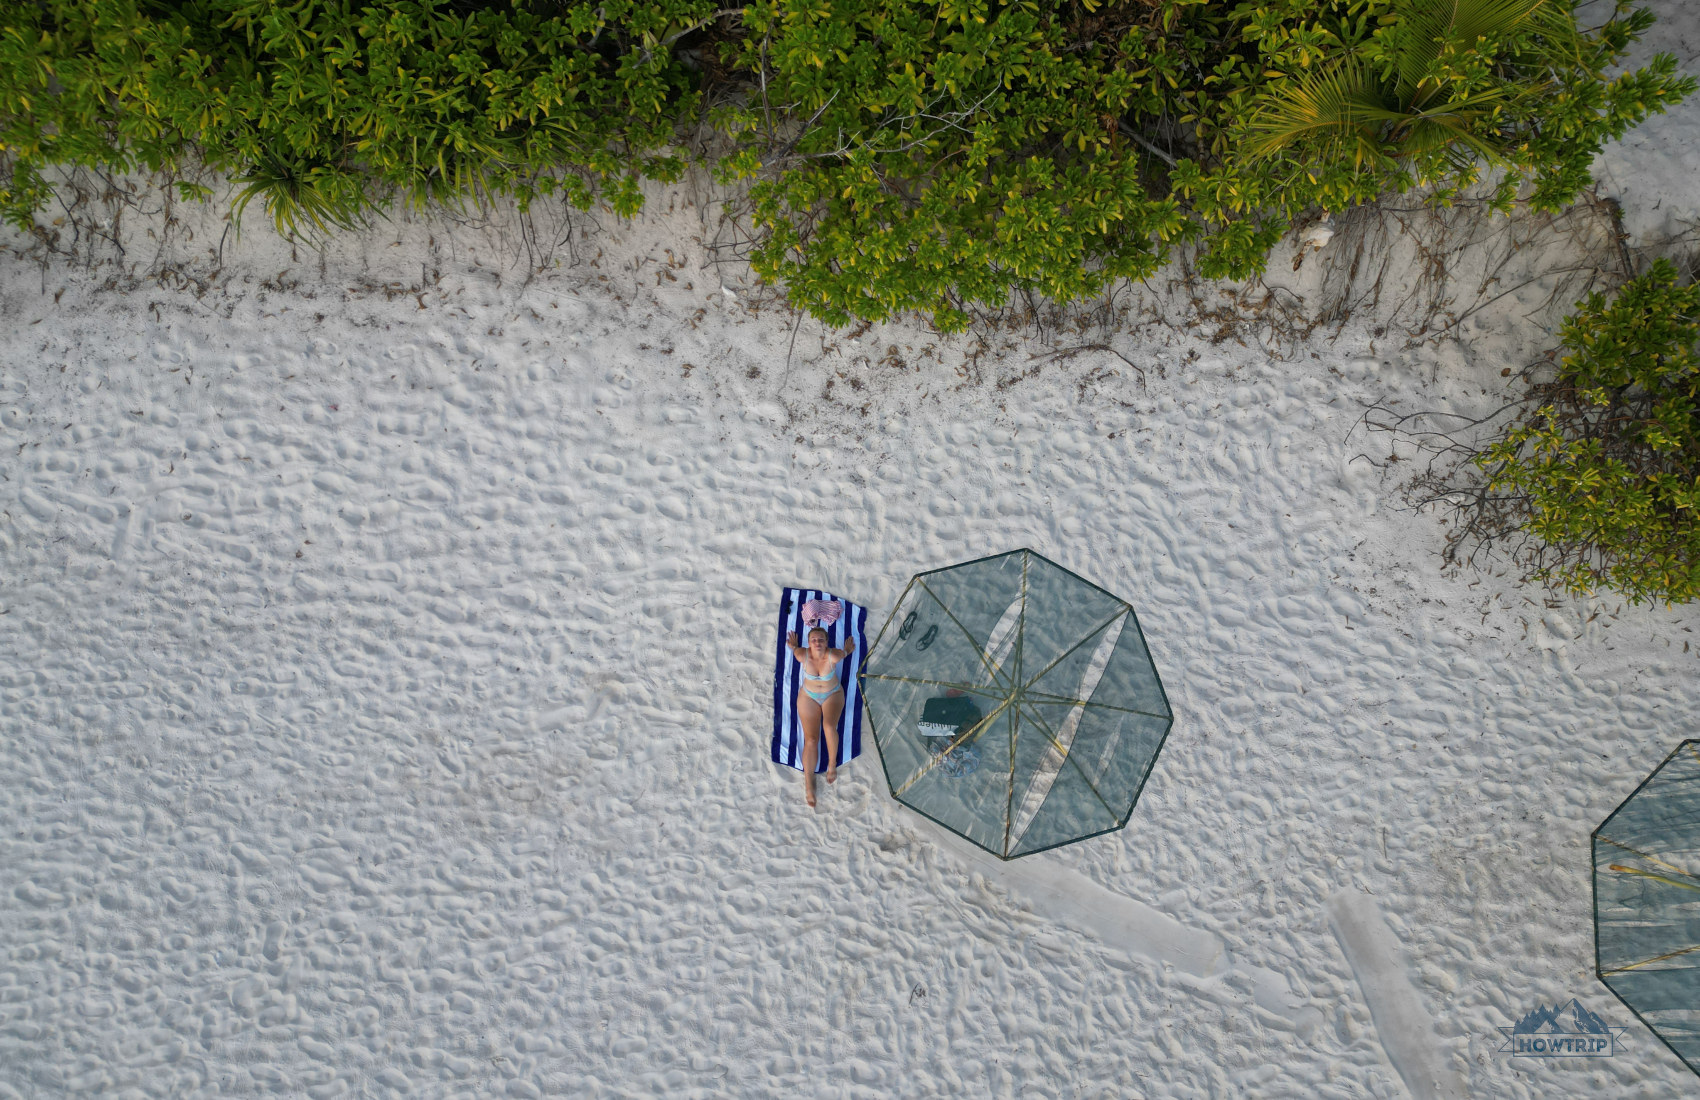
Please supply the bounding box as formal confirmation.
[797,691,823,806]
[821,691,844,783]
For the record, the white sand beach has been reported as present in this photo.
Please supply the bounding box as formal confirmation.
[4,4,1700,1097]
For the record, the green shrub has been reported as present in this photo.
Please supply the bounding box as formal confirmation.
[1181,0,1581,278]
[713,0,1192,331]
[0,0,712,235]
[0,0,1691,330]
[1477,259,1700,603]
[715,0,1692,328]
[1165,0,1692,279]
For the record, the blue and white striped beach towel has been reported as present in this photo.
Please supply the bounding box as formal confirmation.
[771,587,868,773]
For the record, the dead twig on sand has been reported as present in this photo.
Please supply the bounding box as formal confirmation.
[1028,343,1147,388]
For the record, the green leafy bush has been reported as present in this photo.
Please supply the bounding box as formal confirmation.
[713,0,1192,331]
[1158,0,1692,279]
[1477,259,1700,603]
[0,0,712,235]
[716,0,1691,328]
[0,0,1692,329]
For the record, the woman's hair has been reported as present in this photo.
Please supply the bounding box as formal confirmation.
[807,627,829,643]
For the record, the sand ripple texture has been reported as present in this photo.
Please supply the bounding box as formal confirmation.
[3,228,1700,1097]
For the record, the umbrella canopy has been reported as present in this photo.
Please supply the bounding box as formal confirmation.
[1595,740,1700,1076]
[859,549,1172,859]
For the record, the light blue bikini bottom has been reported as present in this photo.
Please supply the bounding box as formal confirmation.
[803,683,842,704]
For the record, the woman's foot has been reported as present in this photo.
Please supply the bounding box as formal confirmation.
[804,774,817,807]
[826,763,837,785]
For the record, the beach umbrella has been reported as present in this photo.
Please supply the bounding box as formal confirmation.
[859,549,1173,859]
[1594,739,1700,1076]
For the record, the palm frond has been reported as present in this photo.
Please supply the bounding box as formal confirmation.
[1386,0,1585,105]
[1244,58,1402,166]
[1393,112,1510,174]
[1394,83,1519,148]
[1447,0,1585,67]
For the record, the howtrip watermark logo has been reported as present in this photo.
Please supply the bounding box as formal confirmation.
[1495,999,1627,1058]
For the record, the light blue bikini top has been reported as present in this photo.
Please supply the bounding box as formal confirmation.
[800,657,836,682]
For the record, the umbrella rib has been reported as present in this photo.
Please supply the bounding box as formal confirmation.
[1605,863,1700,894]
[915,577,1018,695]
[891,694,1015,798]
[1600,938,1700,976]
[1005,694,1020,857]
[1006,605,1124,845]
[1597,844,1700,976]
[1597,836,1700,884]
[1013,698,1116,824]
[1004,553,1028,857]
[1016,607,1130,695]
[860,673,1009,697]
[1019,689,1170,721]
[863,578,917,664]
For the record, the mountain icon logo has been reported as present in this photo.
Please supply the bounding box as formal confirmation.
[1511,999,1611,1035]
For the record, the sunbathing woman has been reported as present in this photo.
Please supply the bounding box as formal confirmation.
[787,627,856,807]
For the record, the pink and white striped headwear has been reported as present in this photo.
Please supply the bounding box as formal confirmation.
[802,599,842,630]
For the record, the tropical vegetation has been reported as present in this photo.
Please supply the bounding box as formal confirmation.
[0,0,1691,329]
[1473,260,1700,604]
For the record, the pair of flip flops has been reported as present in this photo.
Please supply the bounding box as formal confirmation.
[895,609,938,650]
